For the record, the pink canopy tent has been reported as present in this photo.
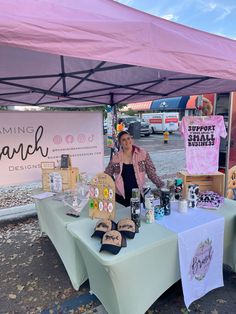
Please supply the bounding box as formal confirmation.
[1,0,236,108]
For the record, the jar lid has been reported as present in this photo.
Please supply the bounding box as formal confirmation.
[161,188,170,193]
[175,178,183,185]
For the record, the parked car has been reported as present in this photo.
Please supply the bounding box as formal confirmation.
[142,112,179,133]
[119,116,151,136]
[138,118,151,137]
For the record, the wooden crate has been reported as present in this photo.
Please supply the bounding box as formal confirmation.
[177,171,225,198]
[42,167,79,191]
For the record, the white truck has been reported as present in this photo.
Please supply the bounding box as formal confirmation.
[142,112,179,133]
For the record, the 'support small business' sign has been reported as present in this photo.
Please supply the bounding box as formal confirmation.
[0,111,104,186]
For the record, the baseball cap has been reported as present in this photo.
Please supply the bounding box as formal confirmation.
[100,230,127,255]
[91,219,117,238]
[117,218,139,239]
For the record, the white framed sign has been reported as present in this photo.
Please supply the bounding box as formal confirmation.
[0,111,104,186]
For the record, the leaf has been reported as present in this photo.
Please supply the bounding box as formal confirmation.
[10,254,18,260]
[8,294,17,299]
[181,308,190,314]
[216,299,227,304]
[17,285,24,292]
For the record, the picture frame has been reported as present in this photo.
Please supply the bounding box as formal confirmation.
[61,154,71,169]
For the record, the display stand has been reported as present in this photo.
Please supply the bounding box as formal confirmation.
[89,173,115,220]
[42,168,79,192]
[178,170,225,198]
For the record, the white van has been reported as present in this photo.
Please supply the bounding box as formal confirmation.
[142,112,179,133]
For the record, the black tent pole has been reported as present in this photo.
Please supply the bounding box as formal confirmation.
[110,93,118,160]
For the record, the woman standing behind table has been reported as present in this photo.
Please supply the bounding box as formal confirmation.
[105,131,164,207]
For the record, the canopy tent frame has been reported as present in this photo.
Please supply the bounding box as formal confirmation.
[1,0,236,111]
[0,57,211,108]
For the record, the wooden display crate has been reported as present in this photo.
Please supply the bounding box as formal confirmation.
[42,167,79,192]
[177,170,225,198]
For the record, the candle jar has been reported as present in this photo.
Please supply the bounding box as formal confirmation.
[178,199,188,213]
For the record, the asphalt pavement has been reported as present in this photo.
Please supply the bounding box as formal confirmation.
[104,131,185,157]
[1,132,236,313]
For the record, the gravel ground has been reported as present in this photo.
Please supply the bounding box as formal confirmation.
[0,218,100,314]
[0,182,41,209]
[0,149,185,210]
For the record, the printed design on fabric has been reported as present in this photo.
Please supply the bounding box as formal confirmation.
[187,125,216,147]
[138,160,145,172]
[104,234,119,241]
[119,223,133,230]
[97,221,109,230]
[113,163,121,174]
[103,230,122,246]
[189,238,213,281]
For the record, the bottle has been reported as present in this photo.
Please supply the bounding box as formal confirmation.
[145,194,155,223]
[132,188,140,199]
[174,178,183,200]
[160,188,171,215]
[130,197,141,228]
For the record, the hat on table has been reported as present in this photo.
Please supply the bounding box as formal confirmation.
[91,219,117,238]
[117,218,138,239]
[100,230,127,255]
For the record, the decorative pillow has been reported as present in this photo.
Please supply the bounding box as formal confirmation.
[197,191,224,208]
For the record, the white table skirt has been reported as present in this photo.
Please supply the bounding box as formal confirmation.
[67,199,236,314]
[35,196,88,290]
[35,195,236,313]
[68,207,179,314]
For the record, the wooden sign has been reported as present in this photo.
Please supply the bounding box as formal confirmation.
[89,172,116,220]
[41,161,55,170]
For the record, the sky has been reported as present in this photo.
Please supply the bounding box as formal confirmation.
[116,0,236,40]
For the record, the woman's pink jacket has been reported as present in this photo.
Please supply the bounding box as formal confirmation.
[105,145,164,198]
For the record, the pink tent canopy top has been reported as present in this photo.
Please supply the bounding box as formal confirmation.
[1,0,236,107]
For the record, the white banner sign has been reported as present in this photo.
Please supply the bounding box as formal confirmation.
[0,111,104,186]
[156,205,224,309]
[178,216,224,309]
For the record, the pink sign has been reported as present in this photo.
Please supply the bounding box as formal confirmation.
[0,111,104,186]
